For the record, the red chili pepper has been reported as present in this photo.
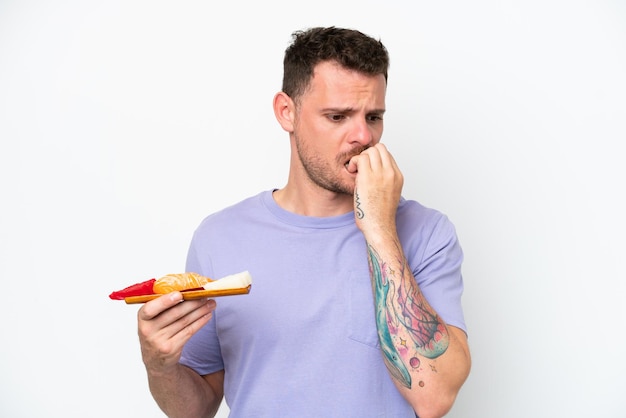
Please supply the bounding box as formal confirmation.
[109,278,156,300]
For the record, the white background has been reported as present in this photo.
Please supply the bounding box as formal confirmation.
[1,1,625,417]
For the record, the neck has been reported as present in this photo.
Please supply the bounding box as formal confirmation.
[272,183,354,217]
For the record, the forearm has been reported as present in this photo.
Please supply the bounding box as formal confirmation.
[366,233,470,418]
[349,144,470,415]
[147,364,221,418]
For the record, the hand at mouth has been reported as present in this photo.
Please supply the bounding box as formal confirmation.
[345,159,358,174]
[344,146,368,174]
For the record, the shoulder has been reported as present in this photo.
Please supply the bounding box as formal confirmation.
[397,197,456,233]
[396,197,462,259]
[195,191,270,229]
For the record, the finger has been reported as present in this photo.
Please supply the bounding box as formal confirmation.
[348,144,395,173]
[165,300,215,346]
[139,292,184,321]
[346,154,362,173]
[139,295,214,339]
[139,298,215,356]
[371,144,403,180]
[139,302,215,370]
[348,149,377,174]
[161,299,215,336]
[372,143,395,168]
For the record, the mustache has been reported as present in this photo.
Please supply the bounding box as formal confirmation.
[339,145,370,164]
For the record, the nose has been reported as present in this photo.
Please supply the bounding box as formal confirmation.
[349,117,374,146]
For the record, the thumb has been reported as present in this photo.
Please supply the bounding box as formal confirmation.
[346,155,360,174]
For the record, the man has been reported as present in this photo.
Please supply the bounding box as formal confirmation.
[137,26,471,418]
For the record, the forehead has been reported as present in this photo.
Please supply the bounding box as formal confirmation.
[303,61,387,102]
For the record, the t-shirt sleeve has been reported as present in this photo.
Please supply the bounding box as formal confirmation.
[179,316,224,375]
[413,213,468,335]
[178,237,225,375]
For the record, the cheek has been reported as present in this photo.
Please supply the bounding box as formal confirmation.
[300,121,339,150]
[372,123,384,142]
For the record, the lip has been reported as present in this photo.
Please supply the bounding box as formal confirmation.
[344,161,357,175]
[343,154,356,167]
[342,148,365,173]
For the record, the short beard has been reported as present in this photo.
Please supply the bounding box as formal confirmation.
[294,132,367,196]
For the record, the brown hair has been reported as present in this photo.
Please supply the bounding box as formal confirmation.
[281,26,389,103]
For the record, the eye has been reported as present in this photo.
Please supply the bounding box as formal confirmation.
[328,114,346,122]
[367,114,383,123]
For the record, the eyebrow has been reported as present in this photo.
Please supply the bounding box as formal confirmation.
[321,107,386,114]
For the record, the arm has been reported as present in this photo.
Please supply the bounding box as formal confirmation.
[348,144,471,418]
[137,292,224,418]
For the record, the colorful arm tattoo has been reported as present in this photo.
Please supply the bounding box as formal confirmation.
[368,244,450,388]
[370,244,412,388]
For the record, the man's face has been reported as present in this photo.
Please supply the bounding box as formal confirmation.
[292,61,387,195]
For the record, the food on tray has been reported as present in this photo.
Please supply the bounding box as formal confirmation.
[109,271,252,300]
[152,272,212,294]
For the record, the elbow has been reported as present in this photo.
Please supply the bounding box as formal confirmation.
[413,392,458,418]
[413,331,472,418]
[413,362,471,418]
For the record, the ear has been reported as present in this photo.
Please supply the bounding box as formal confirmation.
[273,91,296,133]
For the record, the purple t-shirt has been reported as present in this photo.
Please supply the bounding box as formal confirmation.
[180,190,466,417]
